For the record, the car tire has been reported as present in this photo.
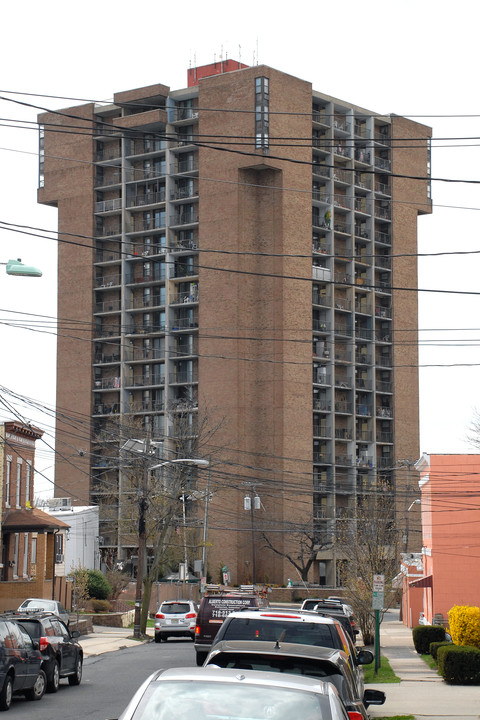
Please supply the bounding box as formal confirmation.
[190,633,195,642]
[68,657,83,686]
[154,633,161,644]
[47,660,60,693]
[0,675,13,711]
[25,669,46,701]
[196,652,207,666]
[160,634,167,642]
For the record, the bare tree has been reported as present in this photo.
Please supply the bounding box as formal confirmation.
[261,522,332,583]
[336,494,399,645]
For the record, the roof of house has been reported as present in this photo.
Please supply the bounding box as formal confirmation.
[2,507,70,532]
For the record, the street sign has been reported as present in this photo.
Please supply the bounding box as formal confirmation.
[372,574,384,610]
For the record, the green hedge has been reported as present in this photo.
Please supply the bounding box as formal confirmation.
[429,640,453,660]
[412,624,446,654]
[437,644,480,684]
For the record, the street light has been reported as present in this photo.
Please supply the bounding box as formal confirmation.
[133,456,209,638]
[2,258,42,277]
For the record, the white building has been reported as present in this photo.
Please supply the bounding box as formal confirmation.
[44,500,100,572]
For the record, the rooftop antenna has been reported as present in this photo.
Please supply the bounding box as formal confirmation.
[194,52,197,83]
[256,37,259,65]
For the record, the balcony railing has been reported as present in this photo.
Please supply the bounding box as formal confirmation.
[374,231,391,245]
[93,377,121,390]
[335,401,353,414]
[170,211,199,226]
[354,149,370,164]
[313,319,330,332]
[335,428,352,440]
[95,299,121,313]
[374,156,391,171]
[356,405,371,417]
[335,455,354,466]
[314,372,331,386]
[94,352,120,364]
[127,191,166,208]
[171,290,199,304]
[376,380,392,393]
[95,275,121,289]
[95,198,122,214]
[377,407,393,418]
[169,370,199,384]
[313,266,332,282]
[313,399,331,412]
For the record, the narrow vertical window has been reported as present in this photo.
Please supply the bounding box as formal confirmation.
[39,125,45,188]
[26,462,31,506]
[16,459,22,507]
[255,77,269,149]
[13,534,19,578]
[5,456,11,507]
[23,533,29,578]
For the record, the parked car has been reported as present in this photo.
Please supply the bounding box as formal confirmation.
[154,600,198,643]
[311,601,359,643]
[7,611,83,692]
[210,607,364,687]
[194,591,268,665]
[115,666,353,720]
[0,618,46,710]
[204,640,386,720]
[17,599,69,625]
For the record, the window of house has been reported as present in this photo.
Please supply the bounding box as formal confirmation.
[22,533,28,578]
[16,460,22,507]
[26,462,31,505]
[5,456,11,507]
[31,536,37,565]
[13,534,19,578]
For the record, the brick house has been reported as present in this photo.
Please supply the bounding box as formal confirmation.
[401,453,480,628]
[0,422,70,610]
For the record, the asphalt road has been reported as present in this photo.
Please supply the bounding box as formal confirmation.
[8,637,195,720]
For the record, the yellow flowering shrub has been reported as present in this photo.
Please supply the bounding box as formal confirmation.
[448,605,480,647]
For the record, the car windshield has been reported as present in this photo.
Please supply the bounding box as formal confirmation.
[222,618,336,647]
[132,680,328,720]
[161,603,191,614]
[21,600,55,612]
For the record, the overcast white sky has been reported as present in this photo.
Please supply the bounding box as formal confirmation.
[1,0,480,496]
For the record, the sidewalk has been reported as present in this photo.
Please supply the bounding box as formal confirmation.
[367,609,479,720]
[79,626,153,658]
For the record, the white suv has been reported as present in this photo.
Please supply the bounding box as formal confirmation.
[154,600,198,643]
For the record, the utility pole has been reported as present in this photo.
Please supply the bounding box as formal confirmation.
[133,431,150,639]
[244,488,260,585]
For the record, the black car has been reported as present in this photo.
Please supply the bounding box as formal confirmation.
[0,618,46,710]
[4,611,83,693]
[310,601,359,643]
[204,640,385,720]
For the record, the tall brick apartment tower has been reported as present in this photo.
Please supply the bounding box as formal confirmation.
[38,62,431,586]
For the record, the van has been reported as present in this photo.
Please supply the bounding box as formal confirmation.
[194,591,268,665]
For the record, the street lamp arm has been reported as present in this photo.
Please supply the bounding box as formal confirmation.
[149,458,209,471]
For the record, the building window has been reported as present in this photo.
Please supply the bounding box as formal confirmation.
[23,533,28,578]
[31,536,37,565]
[26,462,31,506]
[39,125,45,188]
[16,460,22,507]
[5,456,11,507]
[13,534,19,578]
[255,77,269,149]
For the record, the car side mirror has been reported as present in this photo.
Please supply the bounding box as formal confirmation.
[70,630,80,639]
[363,689,386,708]
[32,640,40,651]
[356,649,374,665]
